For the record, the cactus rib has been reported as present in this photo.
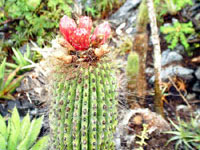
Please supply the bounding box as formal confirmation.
[49,62,117,150]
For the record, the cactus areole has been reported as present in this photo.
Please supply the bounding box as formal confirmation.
[49,16,118,150]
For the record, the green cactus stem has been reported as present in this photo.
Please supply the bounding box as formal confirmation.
[49,58,117,150]
[48,15,117,150]
[126,52,139,77]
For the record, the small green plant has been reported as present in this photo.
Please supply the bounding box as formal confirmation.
[160,21,195,53]
[6,46,33,73]
[165,116,200,150]
[115,36,133,57]
[135,124,149,150]
[154,0,193,23]
[0,0,72,47]
[85,7,97,18]
[0,107,48,150]
[155,0,193,15]
[84,0,124,18]
[167,0,193,13]
[0,49,7,64]
[126,52,139,76]
[0,59,24,100]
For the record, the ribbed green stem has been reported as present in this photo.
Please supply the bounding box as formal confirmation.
[49,62,117,150]
[81,69,90,150]
[60,81,69,150]
[104,63,118,130]
[95,66,106,149]
[99,64,112,149]
[50,75,65,149]
[64,78,77,149]
[88,66,97,150]
[72,71,83,150]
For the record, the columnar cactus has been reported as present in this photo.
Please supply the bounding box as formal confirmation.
[48,15,117,150]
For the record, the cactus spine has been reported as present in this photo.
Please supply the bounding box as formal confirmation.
[49,62,117,150]
[48,16,117,150]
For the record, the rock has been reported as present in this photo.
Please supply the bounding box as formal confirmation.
[0,104,7,117]
[125,27,135,34]
[189,2,200,28]
[30,109,38,116]
[174,45,185,54]
[4,100,36,117]
[6,100,21,111]
[186,93,196,100]
[109,0,141,33]
[110,0,141,20]
[190,3,200,13]
[145,67,154,75]
[119,108,171,150]
[16,70,48,103]
[123,108,171,132]
[195,109,200,116]
[116,23,126,35]
[150,65,194,83]
[79,0,92,8]
[194,13,200,23]
[161,49,183,66]
[176,105,191,112]
[114,127,121,150]
[164,65,193,79]
[19,43,33,55]
[162,23,171,27]
[192,81,200,92]
[0,32,4,40]
[172,18,178,23]
[195,67,200,80]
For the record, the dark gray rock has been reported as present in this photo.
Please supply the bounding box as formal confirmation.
[0,104,7,117]
[162,23,171,27]
[6,100,21,111]
[110,0,141,19]
[125,27,136,34]
[150,65,194,83]
[161,49,183,66]
[186,93,196,100]
[146,67,154,75]
[114,127,121,150]
[19,43,33,55]
[4,100,36,117]
[189,2,200,29]
[174,45,185,54]
[192,81,200,92]
[195,67,200,80]
[0,32,4,40]
[109,0,141,32]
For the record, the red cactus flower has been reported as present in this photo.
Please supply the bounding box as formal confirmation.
[78,16,92,32]
[59,15,77,42]
[70,28,90,51]
[60,16,111,51]
[91,22,111,45]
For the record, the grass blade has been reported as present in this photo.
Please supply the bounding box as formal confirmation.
[4,67,20,89]
[3,75,24,94]
[30,136,48,150]
[0,58,6,90]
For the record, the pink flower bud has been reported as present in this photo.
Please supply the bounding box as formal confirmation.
[70,28,90,51]
[78,16,93,32]
[91,22,111,46]
[59,15,77,42]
